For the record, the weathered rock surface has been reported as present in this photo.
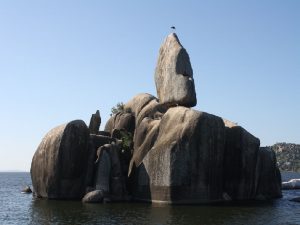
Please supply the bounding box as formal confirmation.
[256,147,282,199]
[131,107,226,203]
[95,146,111,193]
[89,134,114,150]
[124,93,164,127]
[82,190,104,203]
[84,134,114,189]
[94,143,126,200]
[129,107,282,203]
[125,93,156,117]
[222,119,260,200]
[104,112,135,135]
[128,117,160,176]
[89,110,101,134]
[31,120,90,199]
[154,33,196,107]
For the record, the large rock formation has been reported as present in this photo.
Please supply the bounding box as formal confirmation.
[31,120,90,199]
[124,96,281,203]
[30,32,281,204]
[130,107,225,203]
[154,33,197,107]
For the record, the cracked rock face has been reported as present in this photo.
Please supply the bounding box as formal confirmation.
[154,33,197,107]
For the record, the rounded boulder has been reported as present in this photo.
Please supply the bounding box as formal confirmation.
[31,120,90,199]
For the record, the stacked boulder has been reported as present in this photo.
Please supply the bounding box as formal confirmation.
[154,33,196,107]
[30,33,282,203]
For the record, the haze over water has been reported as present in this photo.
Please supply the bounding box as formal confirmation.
[1,172,299,225]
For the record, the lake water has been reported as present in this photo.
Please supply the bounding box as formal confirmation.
[0,172,300,225]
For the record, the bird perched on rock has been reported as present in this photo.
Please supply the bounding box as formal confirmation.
[171,26,176,30]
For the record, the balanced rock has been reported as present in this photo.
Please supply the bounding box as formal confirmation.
[31,120,90,199]
[154,33,196,107]
[102,33,282,203]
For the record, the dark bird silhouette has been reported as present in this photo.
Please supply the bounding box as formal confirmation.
[171,26,176,30]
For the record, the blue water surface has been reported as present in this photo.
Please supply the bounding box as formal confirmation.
[0,172,300,225]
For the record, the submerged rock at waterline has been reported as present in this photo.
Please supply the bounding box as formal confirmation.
[30,33,281,204]
[82,190,104,203]
[282,179,300,190]
[21,186,32,194]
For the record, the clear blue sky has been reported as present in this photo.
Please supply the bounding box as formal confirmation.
[0,0,299,171]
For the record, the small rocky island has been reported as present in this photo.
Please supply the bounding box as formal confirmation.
[31,33,282,204]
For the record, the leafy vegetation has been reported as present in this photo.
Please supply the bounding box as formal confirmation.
[110,102,132,116]
[111,102,125,115]
[119,130,133,154]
